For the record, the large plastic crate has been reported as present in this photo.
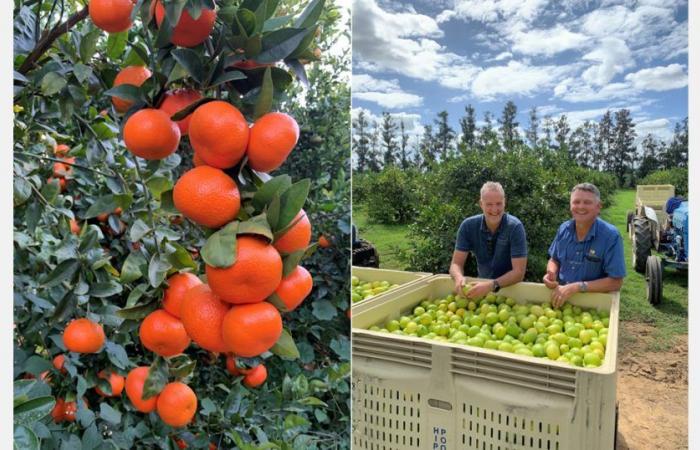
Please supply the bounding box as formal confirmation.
[351,267,432,311]
[352,275,619,450]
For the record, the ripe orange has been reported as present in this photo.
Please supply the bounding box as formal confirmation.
[155,2,216,48]
[96,207,123,223]
[69,219,81,235]
[112,65,152,113]
[156,382,198,427]
[51,398,66,423]
[318,235,331,248]
[225,354,251,376]
[247,112,299,172]
[173,166,241,229]
[188,101,249,169]
[53,157,75,178]
[95,370,125,397]
[221,302,282,357]
[175,438,188,449]
[139,309,191,357]
[53,354,67,374]
[124,108,181,160]
[63,318,105,353]
[158,88,202,135]
[162,272,202,318]
[243,364,267,388]
[271,265,313,312]
[89,0,134,33]
[54,143,70,157]
[125,366,158,413]
[206,236,283,304]
[48,176,67,193]
[273,210,311,254]
[62,398,88,422]
[180,284,230,353]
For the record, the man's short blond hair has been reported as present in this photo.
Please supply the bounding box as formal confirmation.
[480,181,505,199]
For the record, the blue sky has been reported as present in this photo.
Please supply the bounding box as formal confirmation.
[351,0,688,147]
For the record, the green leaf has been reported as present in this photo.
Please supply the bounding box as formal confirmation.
[73,63,92,83]
[78,226,99,252]
[99,403,122,424]
[263,15,292,32]
[208,70,246,88]
[275,179,310,231]
[41,72,66,95]
[312,299,336,321]
[13,177,32,207]
[84,195,117,219]
[13,425,39,450]
[282,249,305,276]
[104,341,130,370]
[269,328,300,360]
[40,178,60,204]
[252,175,292,209]
[283,413,309,430]
[172,48,204,84]
[129,219,151,242]
[103,84,143,103]
[146,176,173,200]
[266,194,281,230]
[116,302,157,320]
[201,222,239,268]
[238,213,273,241]
[106,31,129,60]
[120,252,147,283]
[143,358,168,399]
[89,280,123,298]
[295,0,325,28]
[267,293,288,313]
[164,242,196,270]
[42,259,80,288]
[22,356,52,376]
[297,396,327,407]
[254,66,273,120]
[257,28,309,63]
[169,357,196,379]
[148,254,172,288]
[236,8,257,36]
[14,396,55,426]
[169,97,214,121]
[126,283,149,307]
[79,28,101,62]
[288,26,318,59]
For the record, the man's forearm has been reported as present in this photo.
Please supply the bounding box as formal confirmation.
[582,277,623,293]
[449,262,464,280]
[546,259,559,279]
[495,269,524,288]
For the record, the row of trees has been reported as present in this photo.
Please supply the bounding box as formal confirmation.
[352,101,688,185]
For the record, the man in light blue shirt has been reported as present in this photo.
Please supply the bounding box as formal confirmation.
[544,183,626,307]
[450,182,528,299]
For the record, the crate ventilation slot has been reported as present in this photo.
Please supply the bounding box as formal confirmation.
[352,333,432,369]
[461,403,563,450]
[354,384,422,449]
[451,349,577,397]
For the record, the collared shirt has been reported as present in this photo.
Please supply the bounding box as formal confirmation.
[455,213,528,279]
[548,218,626,284]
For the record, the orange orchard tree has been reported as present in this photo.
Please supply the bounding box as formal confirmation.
[13,0,348,448]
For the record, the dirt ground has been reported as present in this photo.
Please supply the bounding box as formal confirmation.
[615,322,688,450]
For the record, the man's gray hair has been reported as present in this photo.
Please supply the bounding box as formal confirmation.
[480,181,505,199]
[572,182,601,201]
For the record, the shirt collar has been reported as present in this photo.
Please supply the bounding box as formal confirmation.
[481,213,508,234]
[569,217,599,242]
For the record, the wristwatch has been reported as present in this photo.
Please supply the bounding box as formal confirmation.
[492,280,501,292]
[579,281,588,293]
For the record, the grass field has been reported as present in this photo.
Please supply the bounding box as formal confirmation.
[355,189,687,350]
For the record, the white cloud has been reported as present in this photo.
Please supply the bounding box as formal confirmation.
[471,61,572,99]
[352,74,400,93]
[581,37,634,86]
[579,4,678,49]
[353,92,424,108]
[512,25,589,56]
[556,82,640,103]
[624,64,688,91]
[437,0,549,29]
[489,51,512,61]
[636,118,673,141]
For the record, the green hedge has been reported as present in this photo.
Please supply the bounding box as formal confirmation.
[639,168,688,197]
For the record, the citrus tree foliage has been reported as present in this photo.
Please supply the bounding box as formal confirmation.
[13,0,349,448]
[639,168,688,197]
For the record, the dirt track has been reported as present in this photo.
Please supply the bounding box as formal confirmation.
[615,322,687,449]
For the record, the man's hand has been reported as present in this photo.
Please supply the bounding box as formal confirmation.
[453,275,465,295]
[550,283,579,308]
[542,271,559,289]
[466,281,493,299]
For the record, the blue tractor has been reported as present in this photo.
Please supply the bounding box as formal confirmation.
[628,185,688,305]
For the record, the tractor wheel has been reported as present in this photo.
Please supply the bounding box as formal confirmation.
[632,217,652,273]
[352,240,379,268]
[626,211,634,238]
[645,255,663,306]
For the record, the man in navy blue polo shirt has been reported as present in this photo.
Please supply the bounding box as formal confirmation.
[449,182,528,299]
[544,183,625,307]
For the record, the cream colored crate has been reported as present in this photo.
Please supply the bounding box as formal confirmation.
[351,267,432,311]
[635,184,674,210]
[352,275,619,450]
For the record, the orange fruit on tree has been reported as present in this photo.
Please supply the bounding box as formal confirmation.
[158,88,203,135]
[243,364,267,388]
[173,166,241,229]
[139,309,191,357]
[97,207,123,223]
[188,101,249,169]
[225,354,251,376]
[273,210,311,254]
[271,265,313,312]
[221,302,282,357]
[53,354,67,374]
[95,370,125,397]
[111,65,152,113]
[69,219,81,235]
[125,366,158,413]
[48,176,67,193]
[62,398,88,423]
[63,318,105,353]
[51,398,66,423]
[156,382,198,428]
[53,157,75,178]
[162,272,202,318]
[89,0,135,33]
[155,1,217,48]
[247,112,299,172]
[124,108,181,160]
[318,235,331,248]
[206,236,283,304]
[54,143,70,157]
[180,284,230,353]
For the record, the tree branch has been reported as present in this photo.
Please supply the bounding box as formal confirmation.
[18,6,89,75]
